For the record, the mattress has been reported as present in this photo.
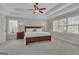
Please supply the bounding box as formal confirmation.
[24,32,50,37]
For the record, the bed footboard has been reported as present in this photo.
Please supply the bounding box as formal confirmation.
[26,36,51,45]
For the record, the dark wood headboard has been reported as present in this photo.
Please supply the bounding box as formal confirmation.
[25,26,42,32]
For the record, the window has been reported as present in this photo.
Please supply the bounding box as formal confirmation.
[53,19,66,32]
[53,16,79,34]
[68,16,79,34]
[8,20,18,34]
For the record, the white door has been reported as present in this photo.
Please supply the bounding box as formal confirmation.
[0,14,6,43]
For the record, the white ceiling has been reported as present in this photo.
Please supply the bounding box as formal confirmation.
[0,3,58,20]
[3,3,58,13]
[0,3,79,20]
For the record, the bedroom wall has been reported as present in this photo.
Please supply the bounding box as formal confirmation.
[47,14,79,45]
[0,13,6,43]
[18,19,47,32]
[6,16,47,40]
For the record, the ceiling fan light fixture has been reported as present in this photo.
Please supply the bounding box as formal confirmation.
[35,10,39,13]
[27,3,46,14]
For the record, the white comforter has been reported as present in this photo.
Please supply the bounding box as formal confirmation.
[24,32,50,37]
[24,32,50,44]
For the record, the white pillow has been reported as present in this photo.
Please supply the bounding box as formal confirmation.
[26,29,33,32]
[36,29,42,32]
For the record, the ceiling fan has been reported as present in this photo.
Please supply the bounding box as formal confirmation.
[28,3,46,14]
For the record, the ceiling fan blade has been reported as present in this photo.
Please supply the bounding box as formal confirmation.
[39,10,43,13]
[34,5,39,10]
[34,5,37,9]
[39,8,46,10]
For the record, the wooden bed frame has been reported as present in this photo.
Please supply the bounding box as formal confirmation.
[25,26,42,32]
[26,35,51,45]
[25,26,51,45]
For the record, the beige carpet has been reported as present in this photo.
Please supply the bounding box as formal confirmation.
[0,37,79,55]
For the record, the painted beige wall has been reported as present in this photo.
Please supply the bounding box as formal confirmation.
[6,16,47,40]
[18,19,47,32]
